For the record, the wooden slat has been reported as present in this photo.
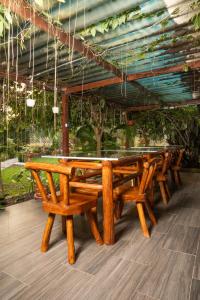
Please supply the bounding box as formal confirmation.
[69,181,102,191]
[46,172,57,204]
[31,170,49,202]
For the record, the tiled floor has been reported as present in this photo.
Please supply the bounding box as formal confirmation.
[0,173,199,300]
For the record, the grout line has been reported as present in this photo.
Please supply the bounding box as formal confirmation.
[191,237,200,280]
[136,290,161,300]
[161,245,197,257]
[2,271,29,287]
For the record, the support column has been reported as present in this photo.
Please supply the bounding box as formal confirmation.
[62,93,69,155]
[102,160,115,245]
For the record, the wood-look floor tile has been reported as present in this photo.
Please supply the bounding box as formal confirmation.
[137,249,194,300]
[132,292,159,300]
[175,207,200,227]
[0,272,26,299]
[105,231,164,266]
[78,257,147,300]
[41,269,92,300]
[153,212,176,234]
[0,174,199,299]
[9,264,71,300]
[190,279,200,300]
[194,239,200,280]
[3,251,55,283]
[162,224,200,255]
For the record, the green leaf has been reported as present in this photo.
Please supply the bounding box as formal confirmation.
[0,21,3,37]
[171,7,180,16]
[111,19,119,30]
[4,10,12,24]
[91,27,96,37]
[183,63,189,72]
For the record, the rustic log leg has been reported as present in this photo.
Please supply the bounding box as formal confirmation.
[114,200,124,220]
[174,171,180,186]
[148,180,155,207]
[145,200,157,225]
[62,216,66,234]
[165,182,171,200]
[170,169,175,184]
[136,203,150,238]
[91,206,98,224]
[177,171,182,185]
[86,209,103,245]
[41,213,55,252]
[159,182,168,205]
[66,215,75,265]
[102,161,114,245]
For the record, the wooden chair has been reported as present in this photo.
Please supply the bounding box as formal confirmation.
[113,159,158,238]
[156,152,172,205]
[170,149,184,186]
[25,162,103,265]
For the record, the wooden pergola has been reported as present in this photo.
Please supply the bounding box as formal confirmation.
[0,0,200,155]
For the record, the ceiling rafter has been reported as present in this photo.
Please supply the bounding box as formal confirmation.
[0,0,155,97]
[64,59,200,93]
[126,98,200,112]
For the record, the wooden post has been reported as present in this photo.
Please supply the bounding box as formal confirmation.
[62,93,69,155]
[102,161,114,245]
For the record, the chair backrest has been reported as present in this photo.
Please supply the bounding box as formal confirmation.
[139,158,159,194]
[25,162,73,205]
[161,152,172,175]
[175,149,185,167]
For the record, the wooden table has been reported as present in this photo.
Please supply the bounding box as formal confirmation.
[42,149,165,245]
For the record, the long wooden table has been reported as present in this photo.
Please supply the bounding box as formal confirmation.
[42,148,166,244]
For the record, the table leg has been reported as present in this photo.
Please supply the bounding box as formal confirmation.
[102,161,114,245]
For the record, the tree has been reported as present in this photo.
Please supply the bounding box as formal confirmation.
[70,94,121,155]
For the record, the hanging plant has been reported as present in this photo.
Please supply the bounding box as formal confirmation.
[26,98,36,107]
[0,4,12,37]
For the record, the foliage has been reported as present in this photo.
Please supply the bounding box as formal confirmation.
[190,0,200,30]
[78,6,167,38]
[0,4,12,37]
[0,83,60,159]
[131,106,200,166]
[70,95,121,154]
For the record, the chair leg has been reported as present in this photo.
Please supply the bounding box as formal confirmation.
[62,216,66,234]
[177,171,182,185]
[136,203,150,238]
[115,200,124,220]
[148,180,155,207]
[165,182,171,200]
[159,181,168,205]
[41,213,55,252]
[144,200,157,225]
[91,206,98,224]
[174,171,180,186]
[170,169,175,184]
[86,209,103,245]
[66,216,75,265]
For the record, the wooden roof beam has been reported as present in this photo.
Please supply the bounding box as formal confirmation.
[64,59,200,94]
[126,98,200,112]
[0,0,124,79]
[0,0,155,97]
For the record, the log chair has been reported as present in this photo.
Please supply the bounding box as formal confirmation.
[25,162,103,265]
[156,152,172,205]
[113,158,159,238]
[170,149,185,186]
